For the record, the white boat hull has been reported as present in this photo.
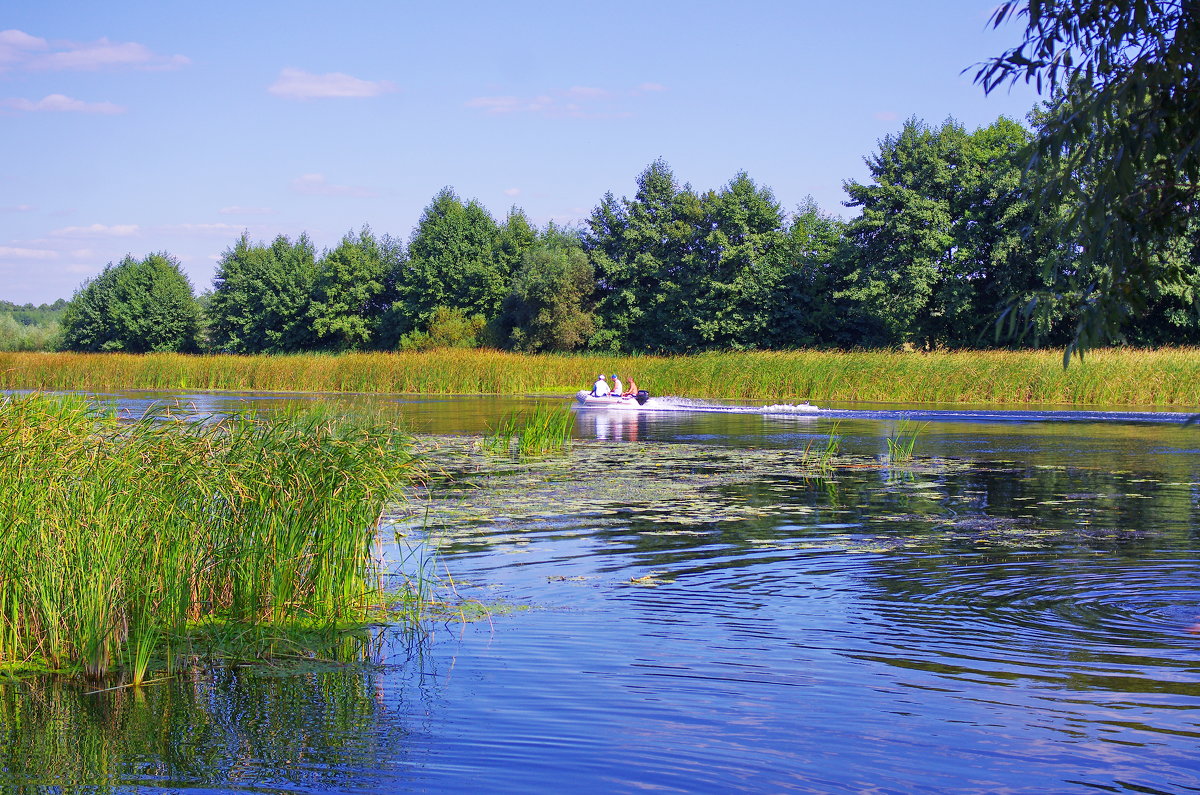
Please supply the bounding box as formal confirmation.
[575,390,646,409]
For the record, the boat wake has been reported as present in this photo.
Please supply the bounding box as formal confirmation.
[584,395,822,416]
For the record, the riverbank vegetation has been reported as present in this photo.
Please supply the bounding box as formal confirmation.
[12,113,1200,360]
[0,393,421,681]
[3,348,1199,406]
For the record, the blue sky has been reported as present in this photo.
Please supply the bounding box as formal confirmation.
[1,1,1043,304]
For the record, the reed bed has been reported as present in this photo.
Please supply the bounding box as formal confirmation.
[486,405,575,456]
[2,347,1199,406]
[0,393,419,681]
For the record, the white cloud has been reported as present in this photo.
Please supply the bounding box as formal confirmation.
[0,246,57,260]
[0,204,34,212]
[50,223,140,238]
[290,173,376,198]
[566,86,609,99]
[632,82,666,94]
[160,222,245,236]
[0,30,188,72]
[4,94,125,114]
[466,83,654,119]
[268,68,397,100]
[219,206,275,216]
[874,111,899,122]
[503,187,521,197]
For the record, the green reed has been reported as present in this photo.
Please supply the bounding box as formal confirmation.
[486,404,575,456]
[801,422,842,475]
[886,419,927,463]
[2,347,1200,405]
[0,393,421,682]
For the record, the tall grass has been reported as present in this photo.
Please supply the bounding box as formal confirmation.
[0,393,420,681]
[486,404,575,456]
[2,347,1200,405]
[886,419,927,463]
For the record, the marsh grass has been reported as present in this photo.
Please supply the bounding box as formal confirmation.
[486,404,574,456]
[0,393,421,682]
[3,348,1199,405]
[886,420,927,463]
[800,423,842,475]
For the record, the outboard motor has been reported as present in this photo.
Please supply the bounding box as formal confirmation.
[635,389,650,406]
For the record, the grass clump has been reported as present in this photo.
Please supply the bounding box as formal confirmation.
[485,404,574,456]
[886,419,927,463]
[0,393,421,682]
[801,423,842,475]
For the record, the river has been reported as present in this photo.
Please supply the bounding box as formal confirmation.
[3,390,1198,793]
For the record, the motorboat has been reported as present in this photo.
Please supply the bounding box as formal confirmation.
[575,389,651,408]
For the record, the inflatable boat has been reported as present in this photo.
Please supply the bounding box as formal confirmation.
[575,389,651,408]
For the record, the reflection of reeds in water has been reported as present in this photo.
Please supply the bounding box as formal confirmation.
[0,393,421,682]
[486,405,574,456]
[0,659,399,791]
[3,348,1200,405]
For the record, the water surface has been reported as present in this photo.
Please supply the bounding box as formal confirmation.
[4,390,1199,793]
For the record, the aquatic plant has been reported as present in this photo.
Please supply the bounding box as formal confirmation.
[0,393,421,681]
[886,419,927,463]
[2,347,1200,406]
[486,404,574,456]
[801,423,842,475]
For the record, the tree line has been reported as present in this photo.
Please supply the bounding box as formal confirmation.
[45,112,1200,356]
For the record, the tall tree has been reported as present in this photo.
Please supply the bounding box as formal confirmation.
[977,0,1200,358]
[308,227,390,351]
[499,225,596,352]
[61,253,200,353]
[207,233,317,353]
[391,188,505,337]
[838,116,1062,348]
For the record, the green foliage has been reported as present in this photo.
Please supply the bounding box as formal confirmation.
[886,419,927,463]
[397,306,488,351]
[0,393,420,680]
[60,253,200,353]
[309,227,393,351]
[500,227,596,352]
[0,315,60,351]
[208,233,317,353]
[485,404,575,456]
[978,0,1200,359]
[586,160,799,353]
[837,117,1063,348]
[388,188,506,339]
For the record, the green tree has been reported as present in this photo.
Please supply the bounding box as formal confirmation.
[207,233,317,353]
[389,188,505,338]
[499,226,596,352]
[308,227,391,351]
[764,198,845,348]
[61,253,200,353]
[837,116,1062,348]
[977,0,1200,357]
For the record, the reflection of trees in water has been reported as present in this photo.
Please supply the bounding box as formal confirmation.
[0,632,426,792]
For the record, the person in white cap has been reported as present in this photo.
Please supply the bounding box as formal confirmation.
[590,374,610,397]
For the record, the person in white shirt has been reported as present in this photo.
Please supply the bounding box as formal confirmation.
[611,374,623,396]
[590,374,610,397]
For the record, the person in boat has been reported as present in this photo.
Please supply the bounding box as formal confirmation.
[611,373,624,397]
[590,374,610,397]
[621,375,638,397]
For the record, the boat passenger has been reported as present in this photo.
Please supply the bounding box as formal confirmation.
[590,374,610,397]
[611,374,624,397]
[622,377,638,397]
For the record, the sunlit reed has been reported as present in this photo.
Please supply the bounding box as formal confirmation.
[0,393,420,681]
[1,347,1199,406]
